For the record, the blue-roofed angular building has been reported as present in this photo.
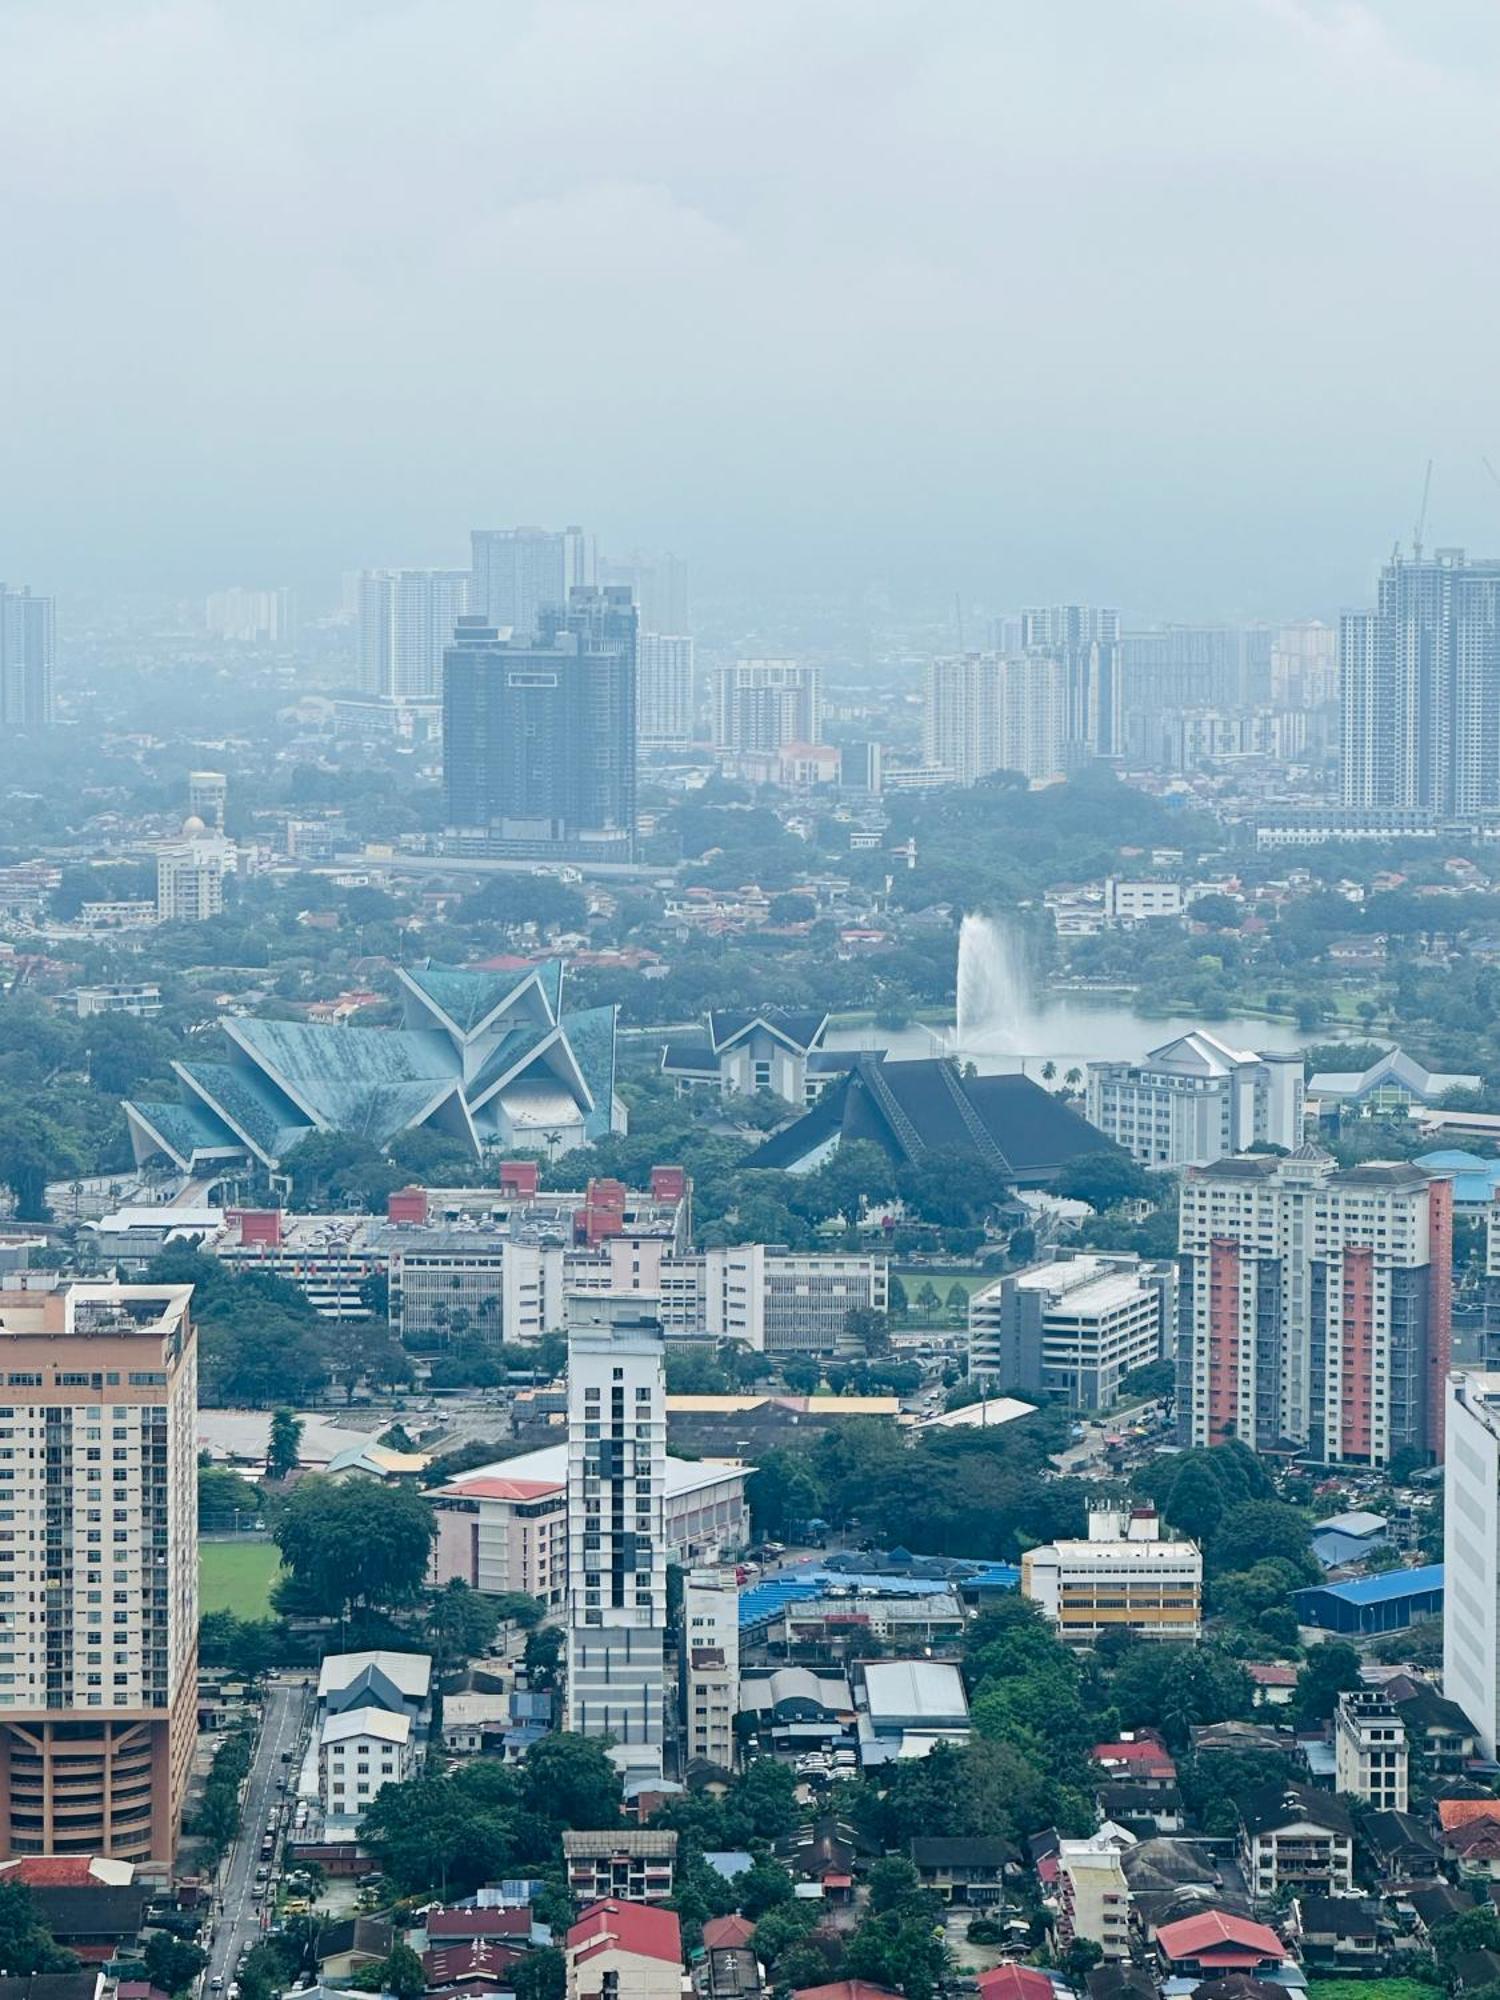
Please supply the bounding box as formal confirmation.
[123,959,622,1180]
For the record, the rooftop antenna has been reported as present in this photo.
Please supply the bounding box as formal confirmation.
[1413,458,1433,560]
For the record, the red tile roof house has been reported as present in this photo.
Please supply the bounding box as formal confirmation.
[978,1968,1057,2000]
[792,1986,903,2000]
[422,1942,525,1994]
[1155,1912,1286,1980]
[1091,1733,1177,1789]
[567,1901,684,2000]
[701,1918,755,1951]
[1445,1817,1500,1883]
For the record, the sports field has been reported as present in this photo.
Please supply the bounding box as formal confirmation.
[200,1539,282,1619]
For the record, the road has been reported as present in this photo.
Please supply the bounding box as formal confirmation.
[207,1680,310,1990]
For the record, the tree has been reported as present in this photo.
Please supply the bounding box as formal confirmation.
[523,1623,564,1690]
[520,1732,622,1831]
[736,1857,794,1918]
[511,1949,566,2000]
[1212,1499,1315,1580]
[1062,1938,1104,1987]
[429,1579,502,1668]
[0,1880,76,1973]
[272,1477,436,1621]
[268,1408,303,1481]
[844,1906,947,2000]
[1293,1641,1363,1727]
[867,1856,923,1914]
[144,1934,209,1997]
[380,1944,427,2000]
[199,1463,262,1531]
[1053,1149,1151,1212]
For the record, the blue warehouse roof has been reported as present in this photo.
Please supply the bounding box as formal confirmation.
[1307,1563,1445,1607]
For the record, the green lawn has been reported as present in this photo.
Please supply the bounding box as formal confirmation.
[200,1540,283,1619]
[1309,1982,1435,2000]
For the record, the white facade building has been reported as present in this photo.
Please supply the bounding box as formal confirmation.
[358,568,469,700]
[319,1709,415,1822]
[680,1568,739,1772]
[969,1255,1170,1410]
[1022,1504,1202,1643]
[1445,1371,1500,1754]
[637,635,696,748]
[1087,1031,1305,1170]
[1103,878,1186,923]
[923,651,1067,786]
[1334,1691,1408,1810]
[712,661,820,753]
[1056,1832,1133,1960]
[565,1297,669,1780]
[156,824,234,923]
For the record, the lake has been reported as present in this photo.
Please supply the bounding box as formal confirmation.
[824,994,1331,1078]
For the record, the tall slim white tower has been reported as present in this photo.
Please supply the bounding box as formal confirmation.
[564,1296,667,1779]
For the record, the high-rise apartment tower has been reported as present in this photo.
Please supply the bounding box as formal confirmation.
[0,1282,198,1861]
[565,1296,667,1781]
[469,527,594,639]
[1341,548,1500,817]
[1177,1150,1451,1467]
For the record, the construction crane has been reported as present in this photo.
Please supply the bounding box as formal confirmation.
[1413,457,1433,560]
[1483,454,1500,494]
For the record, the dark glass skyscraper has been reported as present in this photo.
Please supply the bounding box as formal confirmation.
[0,585,55,728]
[443,585,637,859]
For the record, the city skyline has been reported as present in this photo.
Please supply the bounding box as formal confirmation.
[4,6,1500,616]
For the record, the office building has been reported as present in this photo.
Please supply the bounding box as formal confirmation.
[0,1282,198,1862]
[1177,1150,1452,1466]
[679,1568,739,1772]
[1444,1371,1500,1753]
[712,661,820,754]
[0,584,55,729]
[358,569,469,700]
[433,1440,746,1591]
[1334,1691,1408,1811]
[470,526,593,638]
[637,634,696,748]
[1022,1503,1202,1642]
[1342,548,1500,817]
[1086,1031,1305,1170]
[923,652,1066,785]
[443,588,637,861]
[203,586,295,646]
[187,771,227,832]
[1021,604,1122,757]
[155,823,233,923]
[969,1254,1172,1410]
[565,1297,669,1780]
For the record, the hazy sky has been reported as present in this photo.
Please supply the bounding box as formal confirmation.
[3,0,1500,619]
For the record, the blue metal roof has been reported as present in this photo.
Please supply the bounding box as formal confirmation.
[1297,1563,1444,1607]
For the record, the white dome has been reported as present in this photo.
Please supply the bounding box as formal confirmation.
[182,814,208,835]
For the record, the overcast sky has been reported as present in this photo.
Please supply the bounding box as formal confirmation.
[3,0,1499,620]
